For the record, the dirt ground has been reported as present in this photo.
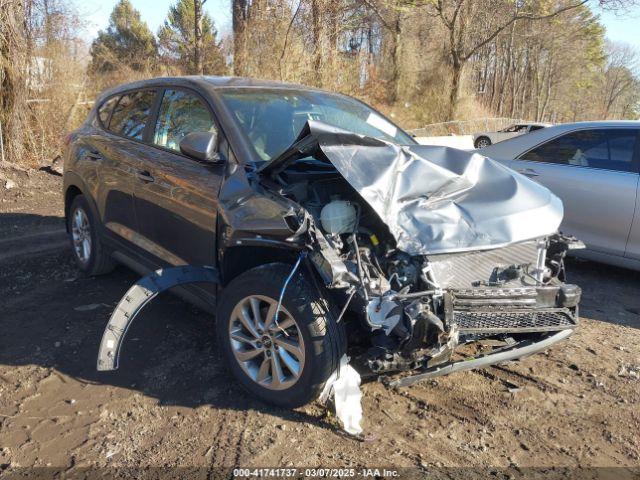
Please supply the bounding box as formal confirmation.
[1,168,639,479]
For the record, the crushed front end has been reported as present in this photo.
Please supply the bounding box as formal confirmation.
[304,208,582,384]
[341,233,582,384]
[258,121,583,385]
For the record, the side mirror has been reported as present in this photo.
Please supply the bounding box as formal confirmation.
[179,131,222,163]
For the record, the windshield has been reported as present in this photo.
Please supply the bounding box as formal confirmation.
[219,88,415,161]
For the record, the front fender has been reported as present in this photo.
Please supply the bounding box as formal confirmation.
[97,266,219,371]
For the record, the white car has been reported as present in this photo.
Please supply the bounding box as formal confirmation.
[473,122,552,149]
[478,121,640,270]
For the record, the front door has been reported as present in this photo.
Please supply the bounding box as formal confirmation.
[132,88,224,268]
[510,128,640,257]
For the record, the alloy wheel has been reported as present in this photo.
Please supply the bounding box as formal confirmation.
[71,207,92,264]
[228,295,305,391]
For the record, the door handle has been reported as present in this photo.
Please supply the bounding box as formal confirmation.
[518,168,539,178]
[85,150,103,162]
[136,170,155,183]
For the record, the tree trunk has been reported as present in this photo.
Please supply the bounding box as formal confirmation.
[232,0,248,76]
[392,17,402,103]
[447,58,462,121]
[325,0,338,89]
[194,0,204,75]
[0,0,28,164]
[386,12,402,104]
[311,0,322,87]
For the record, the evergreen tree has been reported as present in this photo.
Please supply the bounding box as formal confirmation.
[158,0,226,75]
[90,0,158,73]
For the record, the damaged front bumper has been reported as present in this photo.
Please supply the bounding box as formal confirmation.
[386,328,574,388]
[447,283,580,335]
[361,280,580,378]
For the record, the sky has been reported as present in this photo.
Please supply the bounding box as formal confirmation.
[78,0,233,39]
[77,0,640,50]
[599,8,640,48]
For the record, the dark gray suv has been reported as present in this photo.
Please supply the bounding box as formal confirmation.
[64,76,581,408]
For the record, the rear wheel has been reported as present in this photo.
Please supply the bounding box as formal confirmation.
[475,136,492,149]
[67,195,115,276]
[216,263,345,408]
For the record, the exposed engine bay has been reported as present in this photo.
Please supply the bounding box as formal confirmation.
[258,121,583,380]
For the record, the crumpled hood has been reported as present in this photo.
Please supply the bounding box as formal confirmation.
[259,121,563,255]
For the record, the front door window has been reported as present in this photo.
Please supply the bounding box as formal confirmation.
[153,89,216,152]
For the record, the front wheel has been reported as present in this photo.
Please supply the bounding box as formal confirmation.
[216,263,345,408]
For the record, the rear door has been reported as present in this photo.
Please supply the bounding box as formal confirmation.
[91,89,158,244]
[511,128,640,257]
[132,87,224,267]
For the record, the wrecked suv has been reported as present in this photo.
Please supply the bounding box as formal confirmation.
[64,77,581,409]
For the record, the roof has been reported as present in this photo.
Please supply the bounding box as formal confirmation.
[96,76,323,103]
[551,120,640,128]
[201,76,318,90]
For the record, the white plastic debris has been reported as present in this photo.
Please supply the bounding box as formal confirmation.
[319,355,363,436]
[617,363,640,379]
[366,295,401,334]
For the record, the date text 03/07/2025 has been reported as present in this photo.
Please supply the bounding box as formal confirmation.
[233,468,400,478]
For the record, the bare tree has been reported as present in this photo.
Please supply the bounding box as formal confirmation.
[232,0,249,76]
[423,0,590,119]
[194,0,206,75]
[601,42,639,117]
[360,0,404,103]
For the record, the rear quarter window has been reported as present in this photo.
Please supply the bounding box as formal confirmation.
[97,95,119,127]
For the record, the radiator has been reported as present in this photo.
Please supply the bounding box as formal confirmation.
[427,240,539,289]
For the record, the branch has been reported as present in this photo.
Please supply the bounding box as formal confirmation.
[462,0,588,61]
[278,0,303,81]
[359,0,394,31]
[450,0,466,31]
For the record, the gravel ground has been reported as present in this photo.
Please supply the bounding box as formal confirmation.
[0,170,639,479]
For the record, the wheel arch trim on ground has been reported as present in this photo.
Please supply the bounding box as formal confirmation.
[96,265,220,371]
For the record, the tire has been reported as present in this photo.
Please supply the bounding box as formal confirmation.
[216,263,346,408]
[474,136,492,149]
[67,194,115,276]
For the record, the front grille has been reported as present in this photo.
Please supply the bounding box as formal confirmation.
[454,309,576,334]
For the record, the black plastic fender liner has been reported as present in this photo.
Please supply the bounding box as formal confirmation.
[97,266,219,371]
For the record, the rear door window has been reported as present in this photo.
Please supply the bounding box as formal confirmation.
[519,129,639,172]
[109,90,157,141]
[153,89,215,152]
[98,95,119,127]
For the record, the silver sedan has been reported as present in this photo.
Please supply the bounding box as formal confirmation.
[479,121,640,270]
[473,122,552,149]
